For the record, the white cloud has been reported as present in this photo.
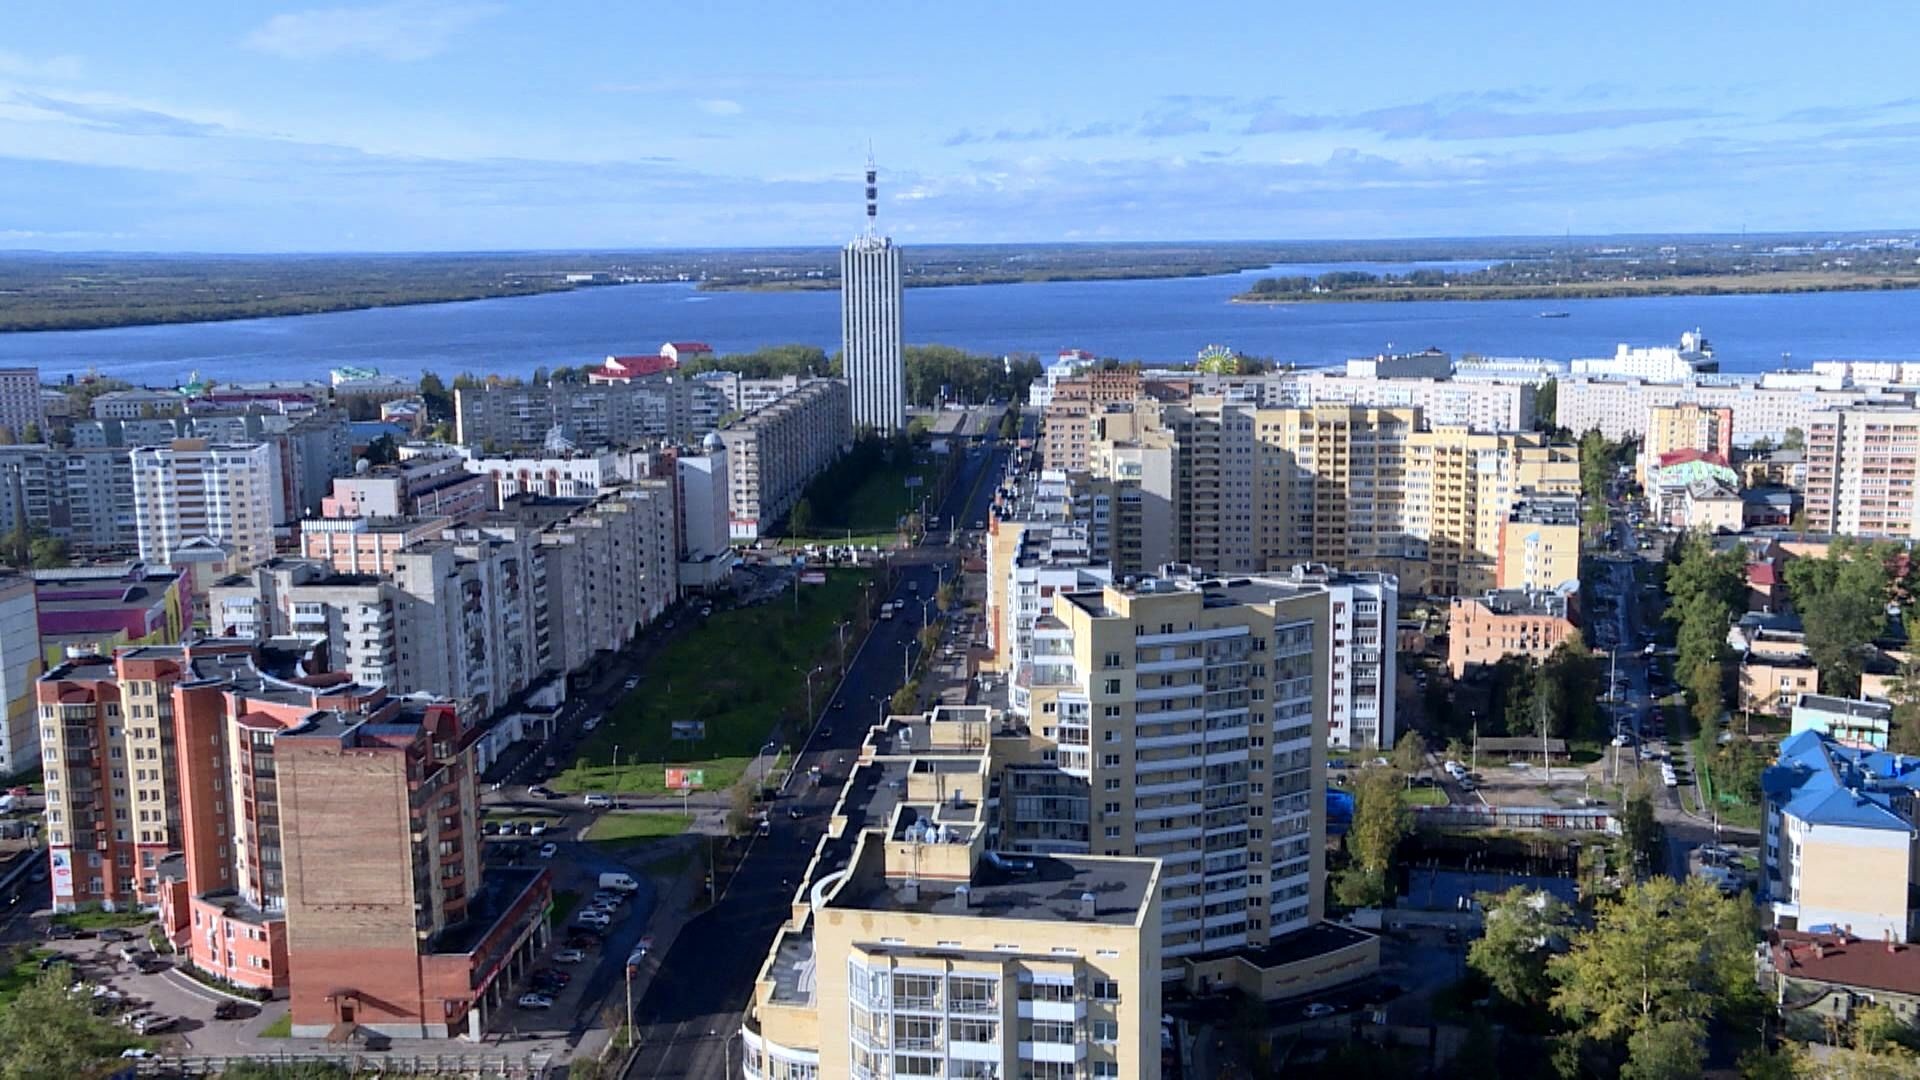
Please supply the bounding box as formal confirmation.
[243,1,500,61]
[697,98,744,117]
[0,49,83,82]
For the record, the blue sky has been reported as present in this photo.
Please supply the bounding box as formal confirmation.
[2,2,1918,251]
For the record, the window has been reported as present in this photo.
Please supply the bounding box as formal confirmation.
[1091,978,1120,1002]
[892,973,941,1012]
[1103,652,1123,669]
[949,976,998,1014]
[1030,1019,1074,1043]
[1026,981,1075,1003]
[1102,678,1121,695]
[1105,826,1120,838]
[893,1015,941,1052]
[951,1017,997,1043]
[1093,1063,1121,1078]
[1104,778,1120,791]
[1092,1019,1118,1043]
[1101,754,1120,768]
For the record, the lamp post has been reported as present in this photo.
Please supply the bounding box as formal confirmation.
[902,641,912,685]
[804,665,824,720]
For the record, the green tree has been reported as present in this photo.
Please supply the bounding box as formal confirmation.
[1533,380,1558,433]
[889,682,918,715]
[1622,1019,1706,1080]
[28,535,67,569]
[1620,783,1662,872]
[935,581,957,612]
[1786,543,1891,696]
[788,497,815,537]
[1783,426,1806,451]
[1469,887,1572,1004]
[1688,659,1725,731]
[1349,766,1409,879]
[1886,652,1920,756]
[20,423,40,444]
[1391,730,1428,782]
[998,409,1020,441]
[361,433,399,466]
[1548,876,1758,1043]
[0,964,136,1079]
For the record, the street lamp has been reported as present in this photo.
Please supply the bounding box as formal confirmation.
[804,665,825,719]
[901,641,913,686]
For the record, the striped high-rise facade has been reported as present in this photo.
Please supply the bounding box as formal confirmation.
[840,157,906,433]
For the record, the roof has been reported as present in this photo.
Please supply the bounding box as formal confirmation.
[1748,562,1780,587]
[664,341,713,353]
[1771,930,1920,996]
[1766,730,1920,833]
[1660,448,1731,468]
[830,841,1156,926]
[597,354,675,379]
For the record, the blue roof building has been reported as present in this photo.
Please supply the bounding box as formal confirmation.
[1763,730,1920,943]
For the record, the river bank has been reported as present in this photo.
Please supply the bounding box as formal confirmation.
[1230,272,1920,305]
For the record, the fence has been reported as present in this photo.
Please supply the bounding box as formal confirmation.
[139,1051,555,1078]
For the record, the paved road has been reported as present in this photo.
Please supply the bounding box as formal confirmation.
[622,439,1006,1079]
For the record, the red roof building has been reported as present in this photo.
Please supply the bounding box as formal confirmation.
[588,353,677,384]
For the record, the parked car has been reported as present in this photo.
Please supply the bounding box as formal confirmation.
[552,948,587,964]
[518,993,554,1010]
[98,928,136,943]
[1303,1003,1337,1019]
[583,794,613,810]
[528,785,559,800]
[624,677,641,691]
[133,1014,176,1035]
[121,1049,157,1060]
[574,910,611,928]
[527,822,551,837]
[213,1000,257,1021]
[563,930,603,948]
[537,842,559,859]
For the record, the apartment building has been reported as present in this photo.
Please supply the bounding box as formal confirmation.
[210,534,541,719]
[674,435,733,589]
[1642,403,1735,486]
[983,476,1112,680]
[131,440,280,576]
[1072,400,1576,595]
[298,516,450,576]
[452,375,728,451]
[0,444,138,557]
[743,706,1163,1080]
[1497,496,1581,593]
[1569,332,1715,382]
[1025,572,1327,962]
[1281,370,1531,431]
[321,452,489,520]
[457,447,648,504]
[717,379,853,541]
[0,573,39,778]
[1447,589,1579,678]
[1556,377,1894,446]
[91,388,186,420]
[1804,406,1920,539]
[0,368,43,440]
[1763,731,1920,944]
[1790,694,1894,751]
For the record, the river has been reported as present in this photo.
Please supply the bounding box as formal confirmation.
[3,259,1920,384]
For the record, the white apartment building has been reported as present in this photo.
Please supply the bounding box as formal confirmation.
[841,161,905,433]
[131,440,280,576]
[675,436,733,591]
[717,379,853,541]
[1555,377,1897,446]
[1285,371,1531,431]
[457,448,645,504]
[1568,330,1715,382]
[1287,564,1399,752]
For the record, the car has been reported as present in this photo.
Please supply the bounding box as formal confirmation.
[575,910,611,928]
[482,821,501,836]
[818,726,833,739]
[553,948,587,964]
[531,968,571,986]
[591,889,626,905]
[788,805,805,819]
[44,924,77,941]
[528,822,551,836]
[515,821,535,836]
[528,785,557,800]
[213,1000,257,1021]
[133,1015,176,1035]
[628,945,651,965]
[833,699,846,710]
[1458,778,1478,792]
[98,928,136,943]
[1611,734,1635,747]
[121,1049,157,1060]
[564,930,603,948]
[1303,1003,1337,1019]
[624,677,641,690]
[582,717,601,732]
[583,794,614,810]
[537,842,559,859]
[518,993,555,1010]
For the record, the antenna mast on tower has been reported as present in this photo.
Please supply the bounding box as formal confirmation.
[864,143,878,238]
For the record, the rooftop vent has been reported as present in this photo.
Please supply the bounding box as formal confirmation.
[1078,892,1096,919]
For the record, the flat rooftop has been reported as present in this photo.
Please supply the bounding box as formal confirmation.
[831,844,1154,926]
[432,866,546,956]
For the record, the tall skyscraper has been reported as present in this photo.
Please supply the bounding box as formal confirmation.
[840,154,905,433]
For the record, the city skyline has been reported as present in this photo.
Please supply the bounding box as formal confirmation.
[0,3,1916,251]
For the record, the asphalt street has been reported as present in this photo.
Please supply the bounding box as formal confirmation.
[623,438,1007,1079]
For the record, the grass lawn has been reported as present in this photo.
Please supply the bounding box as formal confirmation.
[260,1012,293,1038]
[1400,786,1450,807]
[829,457,943,534]
[549,889,581,925]
[584,813,695,848]
[53,909,151,931]
[0,948,49,1009]
[558,569,873,796]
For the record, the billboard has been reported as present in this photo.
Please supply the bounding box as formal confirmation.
[48,848,72,900]
[670,720,706,741]
[665,768,705,791]
[799,570,827,586]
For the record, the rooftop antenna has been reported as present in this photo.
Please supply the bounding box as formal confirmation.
[864,143,878,238]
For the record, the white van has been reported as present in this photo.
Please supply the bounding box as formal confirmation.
[599,872,639,893]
